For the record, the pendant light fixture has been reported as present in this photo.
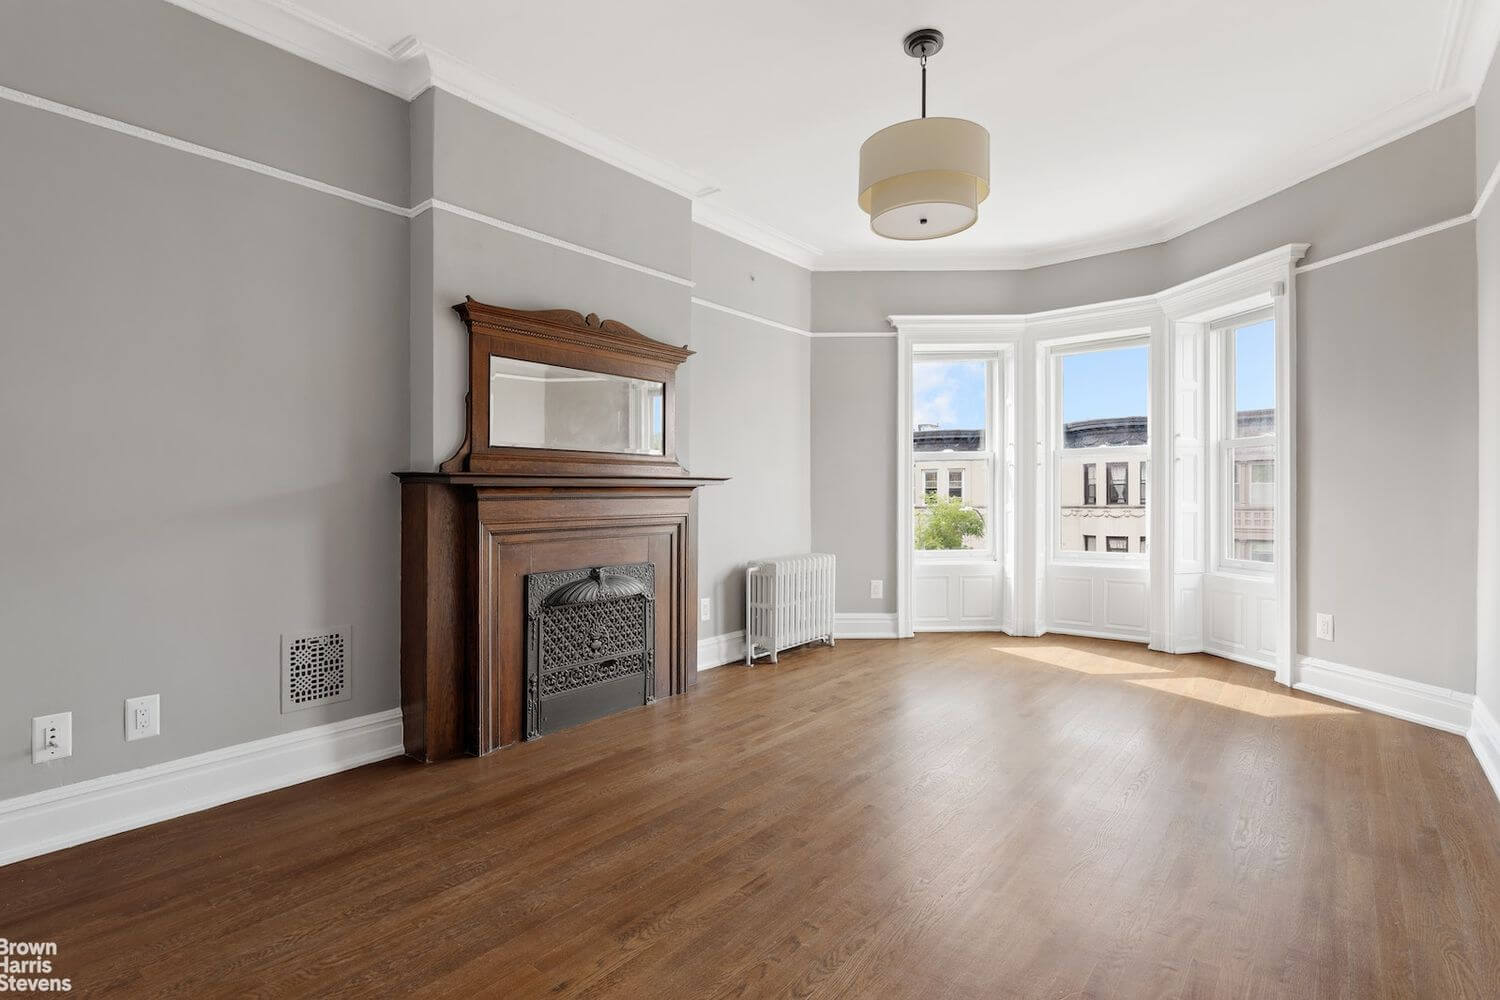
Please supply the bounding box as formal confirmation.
[858,28,990,240]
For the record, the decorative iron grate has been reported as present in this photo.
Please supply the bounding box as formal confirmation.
[525,564,654,738]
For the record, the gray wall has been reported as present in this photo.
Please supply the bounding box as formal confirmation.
[810,338,898,614]
[1476,47,1500,714]
[810,110,1481,691]
[411,88,693,470]
[0,0,410,798]
[1297,226,1477,690]
[689,226,813,638]
[0,2,817,805]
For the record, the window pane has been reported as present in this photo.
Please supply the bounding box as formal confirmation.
[1059,457,1146,555]
[1106,536,1128,553]
[913,460,990,551]
[1061,345,1149,448]
[1230,444,1275,563]
[1233,320,1274,436]
[913,360,988,452]
[1106,462,1128,504]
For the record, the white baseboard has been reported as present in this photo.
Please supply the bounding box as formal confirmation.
[697,630,746,670]
[1203,643,1275,671]
[1047,626,1152,645]
[1469,697,1500,804]
[834,613,900,639]
[1294,656,1473,735]
[0,708,404,867]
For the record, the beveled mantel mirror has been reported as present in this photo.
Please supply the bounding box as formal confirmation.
[441,298,694,476]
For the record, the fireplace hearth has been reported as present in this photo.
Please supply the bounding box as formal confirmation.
[526,564,655,738]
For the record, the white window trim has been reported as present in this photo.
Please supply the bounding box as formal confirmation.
[889,241,1307,655]
[896,329,1022,636]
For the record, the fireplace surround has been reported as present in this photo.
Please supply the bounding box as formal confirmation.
[396,300,723,761]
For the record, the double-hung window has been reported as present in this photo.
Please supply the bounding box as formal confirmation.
[1055,340,1149,558]
[1216,310,1276,570]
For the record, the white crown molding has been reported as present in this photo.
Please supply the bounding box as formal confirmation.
[1434,0,1500,92]
[163,0,409,96]
[1295,656,1474,735]
[692,201,822,270]
[697,630,746,670]
[166,0,1500,277]
[396,40,715,201]
[1470,696,1500,803]
[0,708,403,866]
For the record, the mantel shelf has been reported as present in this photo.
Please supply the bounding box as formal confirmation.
[394,472,728,489]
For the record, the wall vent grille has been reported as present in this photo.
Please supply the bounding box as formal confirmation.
[281,628,351,713]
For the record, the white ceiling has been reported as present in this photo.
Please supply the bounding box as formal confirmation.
[175,0,1500,269]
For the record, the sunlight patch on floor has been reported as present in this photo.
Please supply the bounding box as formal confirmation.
[990,644,1172,676]
[994,645,1359,719]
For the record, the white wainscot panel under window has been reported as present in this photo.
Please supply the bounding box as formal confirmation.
[959,575,996,621]
[1048,565,1149,640]
[913,576,950,621]
[1203,574,1276,669]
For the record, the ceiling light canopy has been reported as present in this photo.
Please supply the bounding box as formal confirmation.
[859,29,990,241]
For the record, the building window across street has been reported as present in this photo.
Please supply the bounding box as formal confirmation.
[1106,536,1128,553]
[1106,462,1128,504]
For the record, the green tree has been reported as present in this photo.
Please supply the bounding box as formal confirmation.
[914,493,985,550]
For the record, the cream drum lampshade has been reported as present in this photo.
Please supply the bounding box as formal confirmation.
[858,116,990,240]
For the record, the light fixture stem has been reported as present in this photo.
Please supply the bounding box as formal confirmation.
[920,55,927,118]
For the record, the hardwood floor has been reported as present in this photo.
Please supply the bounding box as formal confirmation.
[4,634,1499,999]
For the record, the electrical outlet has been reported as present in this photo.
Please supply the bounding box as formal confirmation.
[1316,613,1334,642]
[32,712,72,764]
[699,597,712,623]
[870,579,884,599]
[125,694,160,741]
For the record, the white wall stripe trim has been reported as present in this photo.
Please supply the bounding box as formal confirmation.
[0,83,699,289]
[690,297,809,336]
[416,200,694,287]
[0,83,410,218]
[1475,157,1500,220]
[1294,214,1475,273]
[7,81,1493,300]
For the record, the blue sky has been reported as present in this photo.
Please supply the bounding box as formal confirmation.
[1061,346,1149,423]
[1234,320,1275,411]
[912,326,1272,432]
[913,360,987,429]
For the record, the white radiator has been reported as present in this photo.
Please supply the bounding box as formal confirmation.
[744,553,836,665]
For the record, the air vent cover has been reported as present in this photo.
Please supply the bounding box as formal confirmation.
[281,628,351,713]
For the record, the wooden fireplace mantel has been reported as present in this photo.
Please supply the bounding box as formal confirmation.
[397,300,724,762]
